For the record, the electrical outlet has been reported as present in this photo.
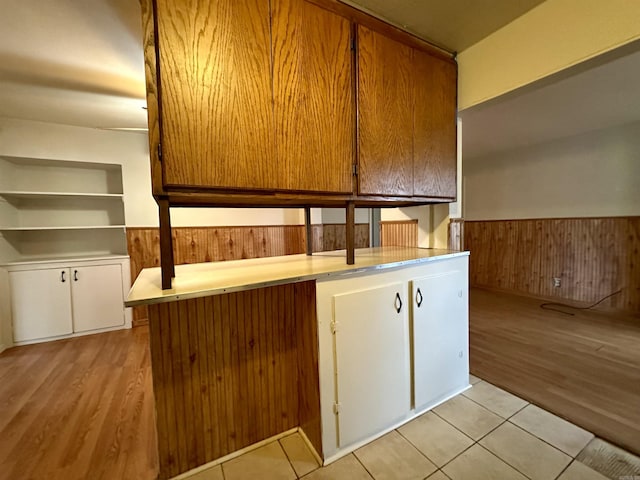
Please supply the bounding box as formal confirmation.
[553,277,561,288]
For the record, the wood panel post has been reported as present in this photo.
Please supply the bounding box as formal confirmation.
[346,202,355,264]
[305,207,313,256]
[158,198,175,290]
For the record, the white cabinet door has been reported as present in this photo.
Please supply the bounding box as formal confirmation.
[412,269,468,411]
[10,268,73,342]
[333,281,410,447]
[71,264,124,332]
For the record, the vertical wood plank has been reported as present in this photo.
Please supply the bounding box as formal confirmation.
[295,282,323,456]
[346,202,355,264]
[464,217,640,312]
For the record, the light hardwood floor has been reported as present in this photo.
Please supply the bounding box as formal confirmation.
[470,287,640,457]
[1,289,638,479]
[0,327,158,480]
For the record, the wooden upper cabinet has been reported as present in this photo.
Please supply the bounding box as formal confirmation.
[272,0,355,194]
[357,25,414,197]
[413,50,457,198]
[155,0,283,191]
[357,25,457,199]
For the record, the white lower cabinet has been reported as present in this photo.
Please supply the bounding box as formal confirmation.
[316,254,469,461]
[411,264,469,411]
[71,264,125,333]
[3,257,131,344]
[333,281,410,447]
[10,267,74,342]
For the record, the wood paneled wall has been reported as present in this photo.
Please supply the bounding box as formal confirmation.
[464,217,640,313]
[379,220,418,247]
[147,281,321,479]
[127,224,369,323]
[448,218,464,251]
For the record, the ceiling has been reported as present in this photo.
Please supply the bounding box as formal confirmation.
[461,41,640,160]
[344,0,546,52]
[1,0,640,161]
[0,0,148,131]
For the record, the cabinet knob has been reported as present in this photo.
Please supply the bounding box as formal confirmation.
[74,270,78,282]
[394,292,403,314]
[61,270,66,283]
[416,288,423,308]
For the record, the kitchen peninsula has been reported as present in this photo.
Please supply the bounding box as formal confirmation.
[126,247,470,479]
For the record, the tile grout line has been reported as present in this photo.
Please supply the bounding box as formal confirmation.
[505,417,586,459]
[394,426,450,470]
[277,437,301,479]
[351,452,376,479]
[473,443,538,480]
[552,458,575,480]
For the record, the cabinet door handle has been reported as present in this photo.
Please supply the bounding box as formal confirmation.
[416,288,423,308]
[61,270,66,283]
[74,270,78,282]
[394,292,403,314]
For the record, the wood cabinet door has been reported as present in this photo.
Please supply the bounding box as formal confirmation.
[413,50,457,198]
[357,25,414,197]
[155,0,282,191]
[333,281,410,447]
[10,268,73,342]
[272,0,354,194]
[71,264,125,333]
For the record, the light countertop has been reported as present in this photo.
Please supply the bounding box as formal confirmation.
[125,246,469,307]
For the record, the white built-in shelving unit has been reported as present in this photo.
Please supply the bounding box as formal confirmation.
[0,156,128,264]
[0,156,131,348]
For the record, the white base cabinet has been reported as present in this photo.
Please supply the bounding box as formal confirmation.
[316,254,469,461]
[333,281,411,447]
[10,267,73,341]
[412,263,469,412]
[1,256,132,345]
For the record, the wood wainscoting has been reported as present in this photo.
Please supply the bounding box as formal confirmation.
[147,281,321,479]
[464,217,640,313]
[126,224,369,324]
[379,220,418,247]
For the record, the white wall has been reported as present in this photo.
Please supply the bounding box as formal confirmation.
[464,121,640,220]
[458,0,640,109]
[0,117,304,226]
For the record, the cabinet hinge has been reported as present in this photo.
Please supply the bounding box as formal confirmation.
[157,143,163,162]
[352,164,358,176]
[333,402,341,414]
[331,320,339,334]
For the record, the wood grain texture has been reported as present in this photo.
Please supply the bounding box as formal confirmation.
[0,327,158,480]
[380,220,418,247]
[413,50,457,198]
[470,288,640,456]
[448,218,464,251]
[147,282,320,479]
[272,0,354,194]
[305,0,455,61]
[464,217,640,313]
[155,0,280,190]
[126,224,370,322]
[295,282,323,457]
[357,24,414,197]
[140,0,164,196]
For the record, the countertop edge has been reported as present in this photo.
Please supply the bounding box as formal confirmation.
[125,248,469,307]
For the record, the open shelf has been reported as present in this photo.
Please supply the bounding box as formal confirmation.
[0,156,128,264]
[0,226,126,231]
[0,191,124,200]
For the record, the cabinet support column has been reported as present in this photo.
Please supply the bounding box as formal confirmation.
[346,202,355,264]
[158,198,175,290]
[305,207,313,256]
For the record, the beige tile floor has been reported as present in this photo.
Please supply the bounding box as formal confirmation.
[185,375,640,480]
